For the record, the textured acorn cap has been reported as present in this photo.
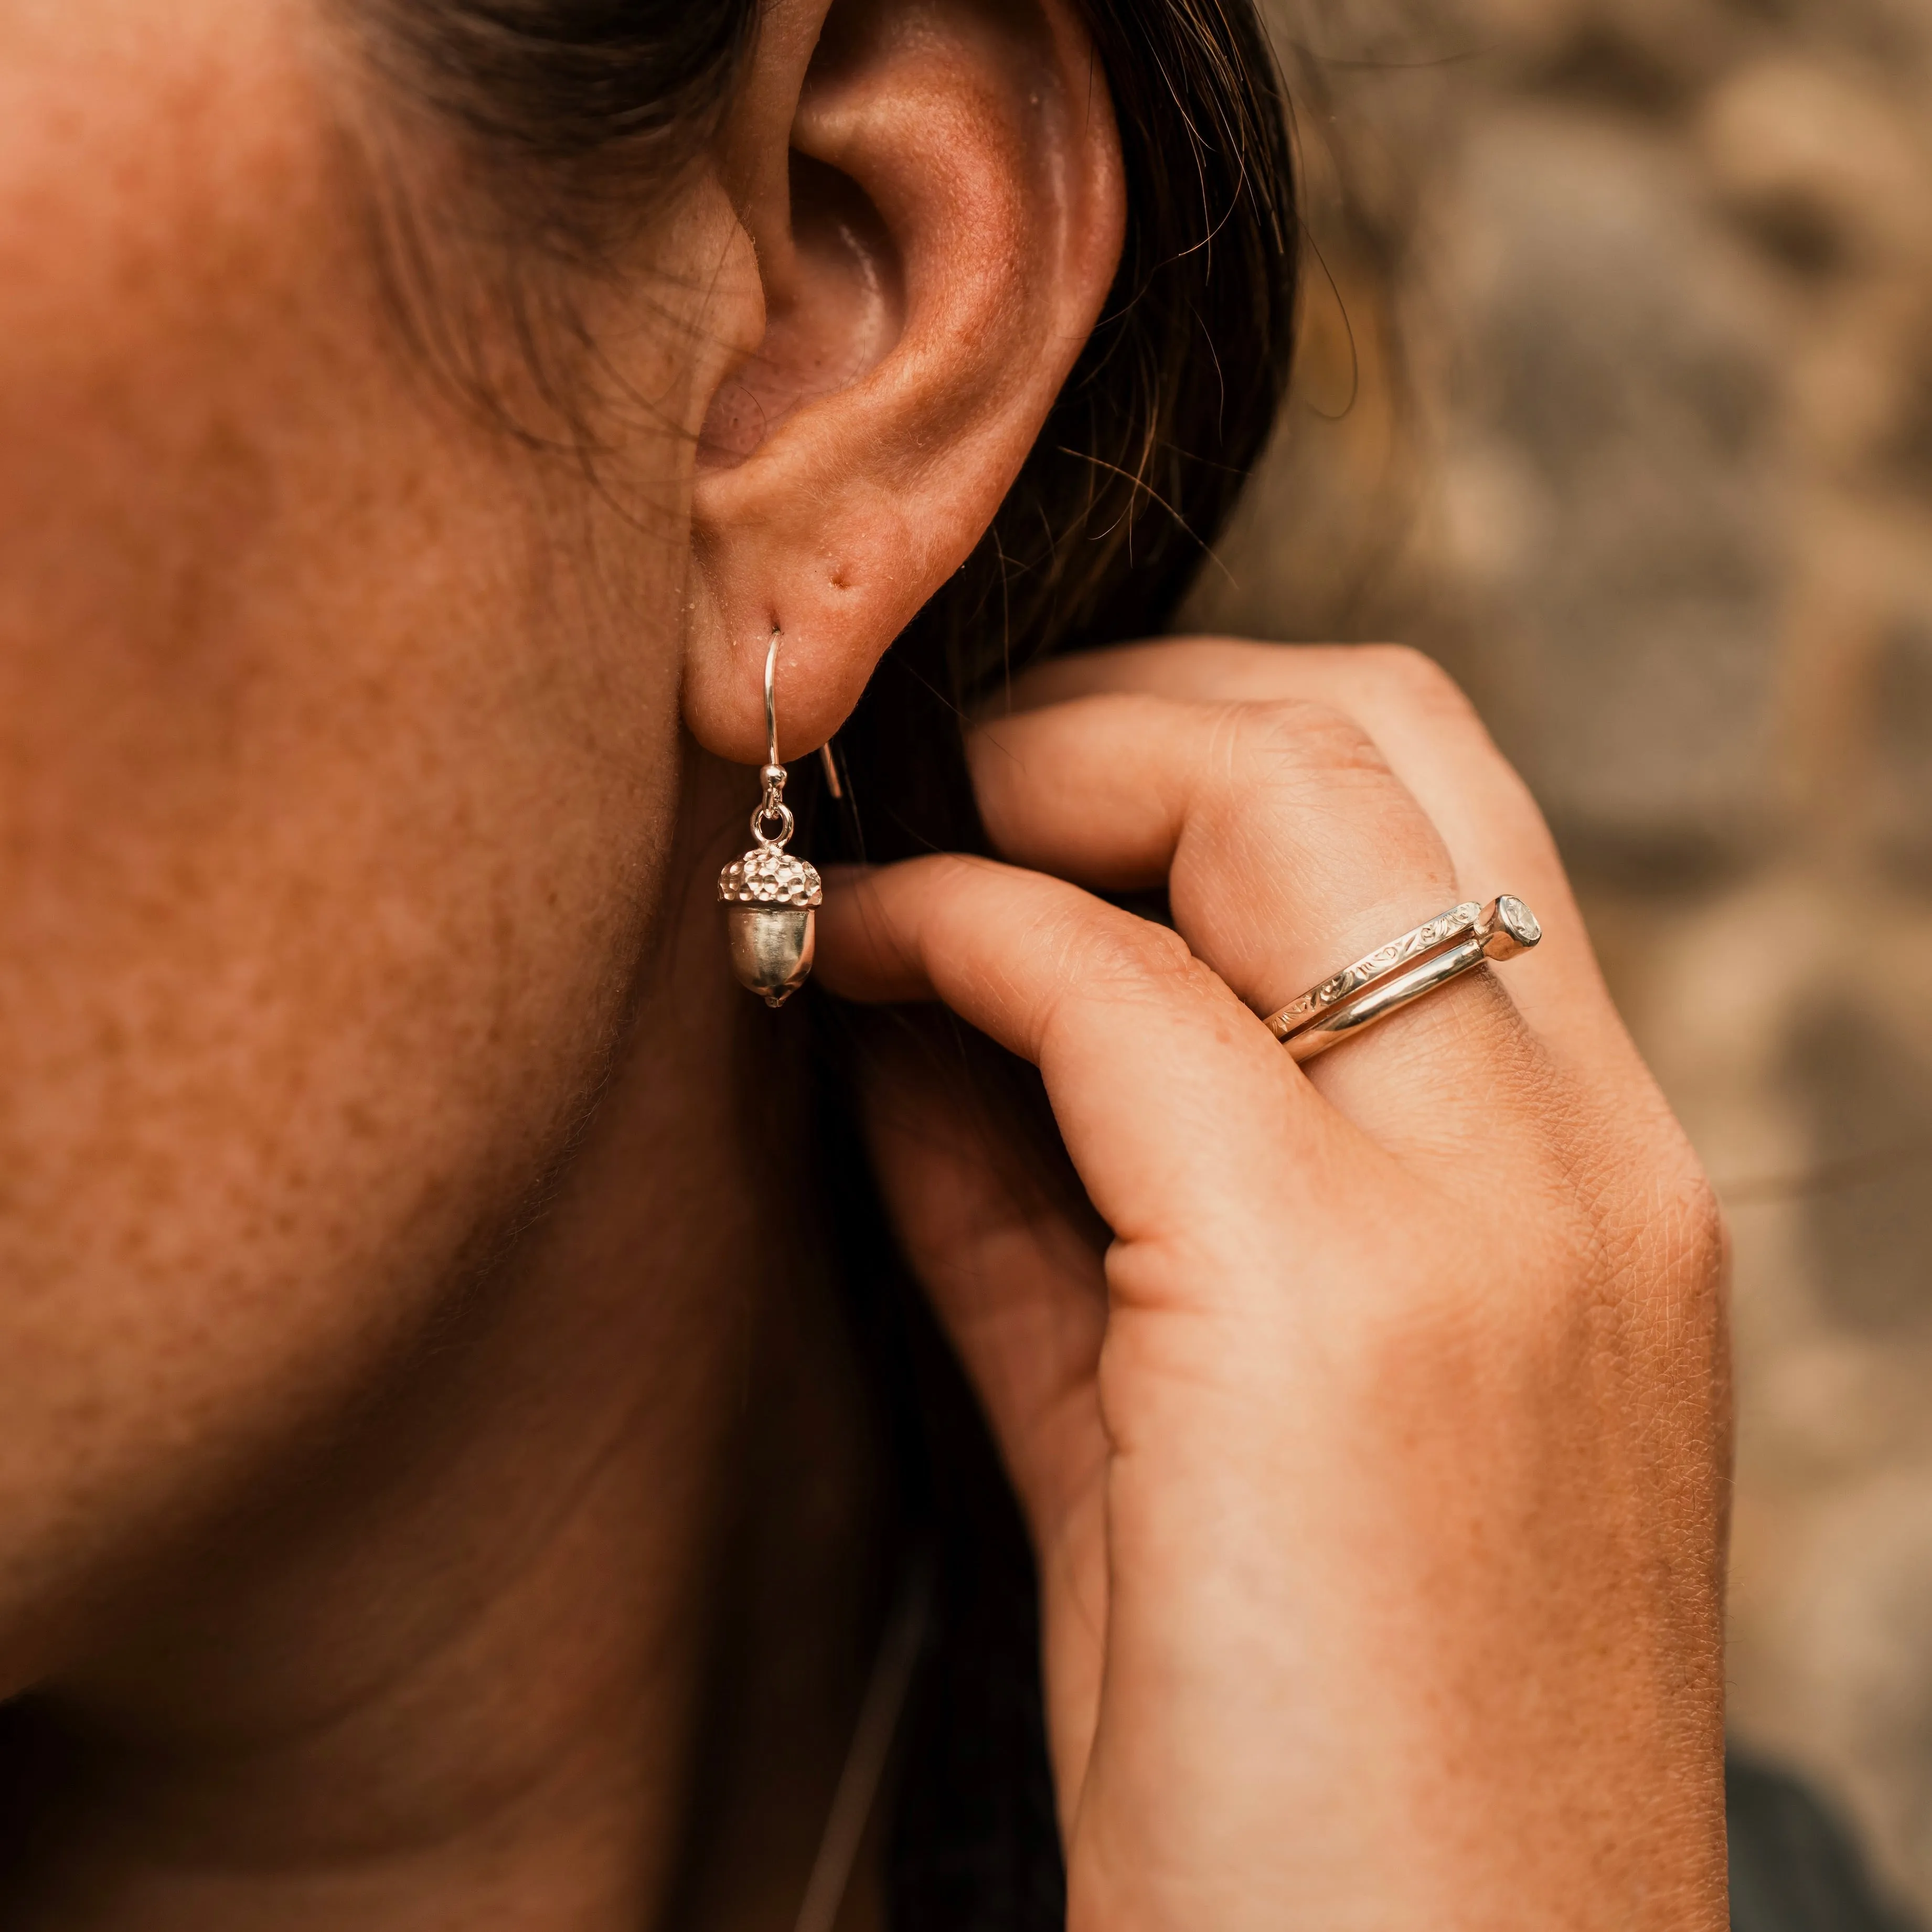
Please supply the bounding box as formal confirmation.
[718,844,823,908]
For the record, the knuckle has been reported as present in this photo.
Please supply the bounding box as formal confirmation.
[1207,697,1455,887]
[1572,1133,1730,1370]
[1666,1160,1730,1300]
[1359,643,1476,723]
[1223,697,1391,787]
[1056,904,1198,1003]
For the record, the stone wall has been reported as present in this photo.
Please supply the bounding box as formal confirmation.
[1186,0,1932,1912]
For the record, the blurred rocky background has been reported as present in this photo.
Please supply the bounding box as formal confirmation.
[1186,0,1932,1914]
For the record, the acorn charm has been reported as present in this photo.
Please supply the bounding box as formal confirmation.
[719,762,821,1008]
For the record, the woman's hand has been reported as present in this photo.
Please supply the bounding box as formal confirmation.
[815,641,1730,1931]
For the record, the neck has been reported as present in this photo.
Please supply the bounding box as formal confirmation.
[6,759,890,1932]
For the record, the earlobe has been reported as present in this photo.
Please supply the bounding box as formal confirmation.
[682,0,1125,767]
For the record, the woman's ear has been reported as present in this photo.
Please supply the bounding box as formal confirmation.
[682,0,1125,764]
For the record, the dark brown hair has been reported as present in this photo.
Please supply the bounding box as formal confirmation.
[362,2,1297,1923]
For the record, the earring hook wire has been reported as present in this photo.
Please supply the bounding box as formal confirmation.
[764,632,780,772]
[768,628,846,802]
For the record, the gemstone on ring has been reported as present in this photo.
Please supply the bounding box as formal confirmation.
[1495,894,1541,949]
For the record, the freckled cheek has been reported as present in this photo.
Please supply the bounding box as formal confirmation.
[0,3,693,1671]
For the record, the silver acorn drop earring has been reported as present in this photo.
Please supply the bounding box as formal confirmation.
[719,633,823,1008]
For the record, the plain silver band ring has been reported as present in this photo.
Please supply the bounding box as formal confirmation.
[1265,895,1542,1064]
